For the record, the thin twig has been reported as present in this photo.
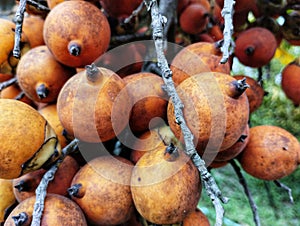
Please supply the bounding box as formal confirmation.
[26,0,50,12]
[31,138,79,226]
[144,1,228,225]
[0,77,17,91]
[274,180,294,204]
[13,0,27,58]
[230,159,261,226]
[123,1,145,24]
[220,0,235,63]
[14,91,25,100]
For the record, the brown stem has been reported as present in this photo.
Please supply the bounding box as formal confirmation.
[13,0,27,59]
[0,77,17,91]
[230,159,261,226]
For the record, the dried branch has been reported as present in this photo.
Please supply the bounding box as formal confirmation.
[230,159,261,226]
[0,77,17,91]
[26,0,50,12]
[143,1,228,225]
[219,0,235,64]
[274,180,294,204]
[31,138,79,226]
[123,1,145,24]
[13,0,27,58]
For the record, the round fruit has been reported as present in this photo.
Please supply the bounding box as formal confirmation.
[0,83,34,107]
[239,125,300,181]
[68,156,134,225]
[234,75,265,113]
[16,45,75,103]
[131,144,201,224]
[0,179,16,225]
[167,72,249,160]
[183,208,210,226]
[281,58,300,106]
[99,0,143,19]
[4,194,87,226]
[57,64,131,143]
[22,15,45,48]
[13,156,79,202]
[0,99,61,179]
[39,103,70,148]
[234,27,278,68]
[43,1,111,67]
[179,3,209,35]
[123,72,168,133]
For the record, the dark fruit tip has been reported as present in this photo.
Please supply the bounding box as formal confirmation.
[85,63,102,83]
[12,212,29,226]
[67,183,83,198]
[68,43,81,56]
[36,83,49,99]
[245,46,255,56]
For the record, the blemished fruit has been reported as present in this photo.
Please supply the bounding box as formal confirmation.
[281,58,300,106]
[170,42,230,86]
[233,75,265,113]
[234,27,278,68]
[12,156,79,202]
[239,125,300,181]
[0,179,16,225]
[131,144,201,224]
[68,156,134,225]
[99,0,143,19]
[57,64,131,143]
[43,1,111,68]
[4,194,87,226]
[39,103,70,148]
[16,45,75,103]
[179,3,209,35]
[0,99,61,179]
[123,72,168,133]
[183,208,210,226]
[167,72,249,159]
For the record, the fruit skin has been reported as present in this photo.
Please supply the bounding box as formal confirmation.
[39,104,70,148]
[0,99,61,179]
[57,65,131,143]
[4,194,87,226]
[0,179,16,224]
[281,58,300,106]
[167,72,249,159]
[12,156,79,203]
[68,156,134,226]
[183,208,210,226]
[16,45,75,103]
[179,3,209,35]
[234,75,265,113]
[239,125,300,181]
[131,145,201,224]
[234,27,278,68]
[22,15,45,48]
[123,72,168,133]
[43,1,111,68]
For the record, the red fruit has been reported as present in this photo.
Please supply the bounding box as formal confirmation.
[100,0,143,19]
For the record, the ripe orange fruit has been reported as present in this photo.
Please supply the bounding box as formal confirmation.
[0,179,16,225]
[22,14,45,48]
[239,125,300,180]
[183,208,210,226]
[281,58,300,106]
[4,194,87,225]
[234,27,278,68]
[16,45,75,103]
[0,99,61,179]
[43,1,111,67]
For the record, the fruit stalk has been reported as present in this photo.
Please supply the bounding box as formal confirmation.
[0,77,17,91]
[31,138,79,226]
[144,0,228,225]
[219,0,235,63]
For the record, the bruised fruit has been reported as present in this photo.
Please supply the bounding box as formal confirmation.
[68,156,134,225]
[4,194,87,226]
[281,58,300,106]
[234,75,265,113]
[131,144,201,224]
[57,64,131,143]
[123,72,168,133]
[234,27,277,68]
[16,45,75,103]
[239,125,300,181]
[0,99,61,179]
[0,179,16,224]
[43,1,111,67]
[167,72,249,161]
[13,156,79,202]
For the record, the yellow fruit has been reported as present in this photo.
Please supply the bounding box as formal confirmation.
[0,179,16,224]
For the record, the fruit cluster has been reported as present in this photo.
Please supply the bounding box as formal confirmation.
[0,0,300,225]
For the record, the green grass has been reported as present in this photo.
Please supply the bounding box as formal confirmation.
[198,44,300,226]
